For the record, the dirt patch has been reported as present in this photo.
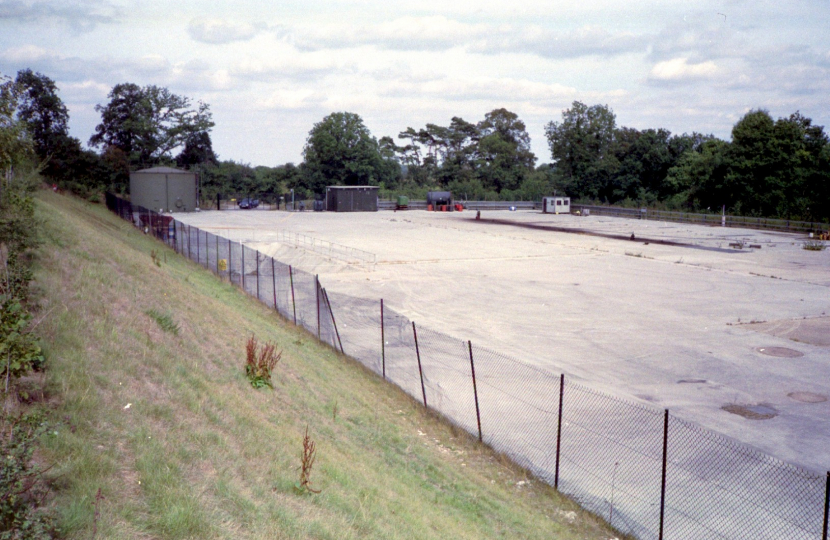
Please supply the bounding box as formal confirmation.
[476,217,744,253]
[722,403,778,420]
[745,317,830,347]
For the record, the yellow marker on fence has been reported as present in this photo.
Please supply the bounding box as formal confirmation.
[218,259,227,271]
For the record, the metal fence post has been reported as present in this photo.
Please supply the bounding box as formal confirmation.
[412,321,427,408]
[380,299,386,380]
[271,258,277,312]
[323,288,344,354]
[555,373,564,489]
[468,341,482,442]
[215,234,219,274]
[316,274,321,340]
[196,226,200,264]
[241,244,246,291]
[187,225,192,259]
[256,251,260,301]
[289,265,297,325]
[659,409,669,540]
[823,471,829,540]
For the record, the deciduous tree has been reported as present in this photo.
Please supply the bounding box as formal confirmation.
[90,83,214,169]
[302,112,392,194]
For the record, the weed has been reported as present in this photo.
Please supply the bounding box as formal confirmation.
[624,251,643,258]
[150,249,162,267]
[245,334,282,389]
[802,239,826,251]
[92,487,104,539]
[295,426,320,494]
[145,309,180,335]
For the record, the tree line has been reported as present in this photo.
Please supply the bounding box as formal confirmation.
[3,68,828,221]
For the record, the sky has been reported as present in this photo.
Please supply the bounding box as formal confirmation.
[1,0,828,167]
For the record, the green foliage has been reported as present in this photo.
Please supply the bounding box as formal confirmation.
[389,109,537,197]
[14,70,69,163]
[0,411,57,539]
[12,70,125,195]
[802,240,826,251]
[545,101,618,201]
[0,296,45,380]
[145,309,179,335]
[543,102,830,222]
[0,167,43,383]
[89,83,215,169]
[175,131,217,169]
[0,75,34,175]
[302,112,397,195]
[244,335,281,389]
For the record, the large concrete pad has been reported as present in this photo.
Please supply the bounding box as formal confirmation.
[177,208,830,472]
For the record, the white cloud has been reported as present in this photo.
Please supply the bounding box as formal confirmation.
[0,44,50,63]
[289,17,649,60]
[292,15,484,52]
[471,25,650,59]
[649,58,719,82]
[62,79,110,98]
[382,76,579,104]
[231,56,339,82]
[256,89,329,111]
[0,0,119,32]
[187,18,266,44]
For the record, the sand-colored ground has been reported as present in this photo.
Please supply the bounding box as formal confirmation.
[177,208,830,472]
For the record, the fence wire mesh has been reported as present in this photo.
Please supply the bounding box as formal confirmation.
[471,345,561,462]
[665,415,826,540]
[106,195,830,540]
[411,326,477,435]
[325,292,382,374]
[561,380,664,539]
[290,267,318,336]
[380,305,423,404]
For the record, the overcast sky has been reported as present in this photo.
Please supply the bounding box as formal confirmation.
[1,0,828,166]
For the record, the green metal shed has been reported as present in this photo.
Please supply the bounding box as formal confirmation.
[325,186,379,212]
[129,166,197,213]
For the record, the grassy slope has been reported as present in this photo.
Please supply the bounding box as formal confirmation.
[32,190,623,540]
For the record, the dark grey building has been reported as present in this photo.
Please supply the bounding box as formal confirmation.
[325,186,379,212]
[129,166,197,213]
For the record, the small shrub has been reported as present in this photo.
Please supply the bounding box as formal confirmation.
[0,296,45,382]
[294,426,320,494]
[802,239,826,251]
[145,309,180,335]
[0,411,57,539]
[245,335,281,389]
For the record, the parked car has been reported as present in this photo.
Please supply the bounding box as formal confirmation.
[238,198,260,209]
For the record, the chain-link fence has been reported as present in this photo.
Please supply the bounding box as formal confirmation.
[106,194,830,540]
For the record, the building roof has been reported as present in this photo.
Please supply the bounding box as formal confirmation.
[133,166,192,174]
